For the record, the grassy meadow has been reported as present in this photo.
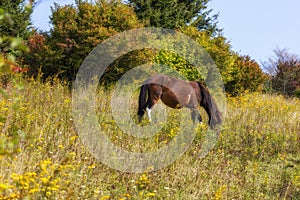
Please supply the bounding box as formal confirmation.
[0,77,300,199]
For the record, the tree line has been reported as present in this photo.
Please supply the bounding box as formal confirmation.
[0,0,299,97]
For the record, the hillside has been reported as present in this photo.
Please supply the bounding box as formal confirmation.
[0,78,299,199]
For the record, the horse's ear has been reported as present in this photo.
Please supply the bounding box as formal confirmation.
[198,81,207,87]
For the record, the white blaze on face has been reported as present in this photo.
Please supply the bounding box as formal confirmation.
[187,94,191,104]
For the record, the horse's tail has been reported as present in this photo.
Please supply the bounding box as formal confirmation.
[137,83,148,122]
[197,82,222,127]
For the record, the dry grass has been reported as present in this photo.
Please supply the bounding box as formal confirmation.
[0,78,299,199]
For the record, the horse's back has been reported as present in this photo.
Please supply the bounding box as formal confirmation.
[153,75,200,109]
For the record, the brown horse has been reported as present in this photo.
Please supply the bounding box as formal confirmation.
[137,74,222,128]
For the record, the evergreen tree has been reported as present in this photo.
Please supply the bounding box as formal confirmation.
[0,0,33,58]
[0,0,33,39]
[128,0,219,34]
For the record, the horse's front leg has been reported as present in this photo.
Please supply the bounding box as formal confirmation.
[191,109,202,124]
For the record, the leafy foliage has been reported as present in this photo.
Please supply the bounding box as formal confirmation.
[225,55,268,96]
[0,0,32,64]
[0,0,33,39]
[0,2,30,88]
[182,27,235,82]
[25,0,267,95]
[25,0,143,80]
[264,48,300,97]
[153,27,266,95]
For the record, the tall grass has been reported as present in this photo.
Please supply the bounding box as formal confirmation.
[0,78,299,199]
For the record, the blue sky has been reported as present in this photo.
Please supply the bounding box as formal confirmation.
[31,0,300,63]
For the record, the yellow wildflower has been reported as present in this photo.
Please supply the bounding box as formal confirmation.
[70,135,77,141]
[145,192,156,197]
[88,164,97,169]
[40,177,50,184]
[0,183,11,191]
[69,152,76,157]
[100,195,111,200]
[29,188,39,194]
[123,193,131,197]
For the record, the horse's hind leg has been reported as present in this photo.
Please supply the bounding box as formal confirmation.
[138,107,146,122]
[146,99,158,122]
[138,97,158,122]
[191,109,202,124]
[144,84,162,122]
[138,101,151,122]
[146,107,152,122]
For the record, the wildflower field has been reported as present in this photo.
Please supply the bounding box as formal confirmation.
[0,77,300,199]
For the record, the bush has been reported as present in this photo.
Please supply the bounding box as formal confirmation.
[225,55,268,96]
[25,0,143,81]
[264,48,300,97]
